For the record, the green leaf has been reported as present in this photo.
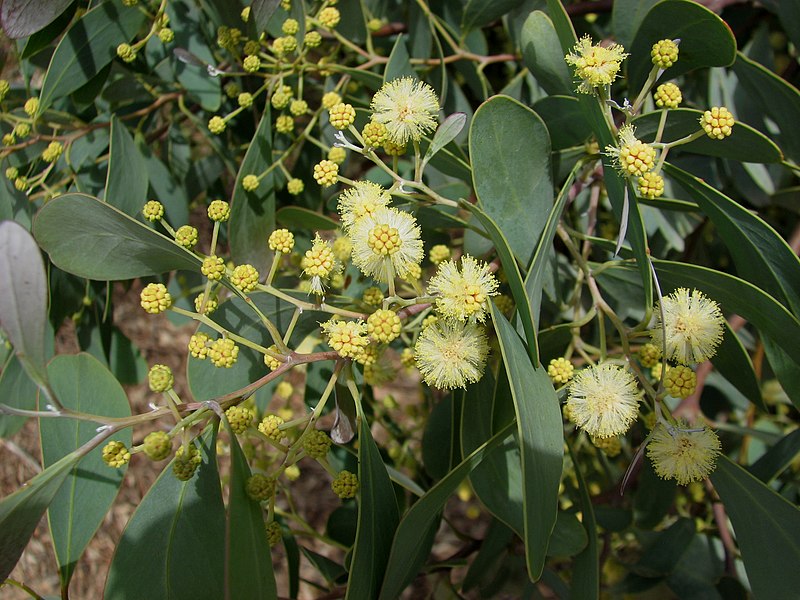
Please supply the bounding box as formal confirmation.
[187,294,296,401]
[38,2,147,113]
[0,0,72,39]
[0,354,38,437]
[633,458,676,529]
[461,0,518,31]
[378,420,516,600]
[664,163,800,316]
[748,428,800,484]
[422,394,459,480]
[533,96,592,150]
[465,202,538,363]
[230,109,275,274]
[168,4,222,112]
[469,95,553,265]
[19,2,76,59]
[632,110,783,164]
[33,193,201,280]
[713,322,764,412]
[345,418,400,600]
[732,52,800,162]
[631,518,695,577]
[520,11,574,96]
[627,0,737,92]
[543,0,578,52]
[105,428,226,599]
[611,0,660,48]
[223,420,277,599]
[569,442,599,600]
[0,220,50,388]
[251,0,281,34]
[383,33,415,82]
[105,117,149,217]
[462,519,514,593]
[491,305,563,580]
[711,457,800,599]
[301,548,346,585]
[0,449,80,582]
[421,112,467,172]
[42,354,131,589]
[276,206,339,231]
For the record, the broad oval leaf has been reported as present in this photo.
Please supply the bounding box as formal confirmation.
[633,110,782,164]
[711,457,800,599]
[42,353,131,589]
[611,0,660,48]
[0,354,38,437]
[0,220,50,387]
[105,117,149,217]
[33,193,201,280]
[521,11,574,96]
[345,418,400,600]
[383,34,415,83]
[491,305,563,580]
[627,0,737,92]
[223,421,277,598]
[38,2,146,113]
[470,95,552,265]
[230,109,275,274]
[462,0,518,31]
[533,96,592,150]
[0,450,80,582]
[0,0,72,38]
[105,427,226,599]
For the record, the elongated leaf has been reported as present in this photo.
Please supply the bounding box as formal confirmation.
[569,442,599,600]
[378,420,516,600]
[384,34,415,82]
[276,206,339,231]
[42,354,131,589]
[611,0,660,48]
[345,418,400,600]
[38,2,146,112]
[224,421,276,599]
[492,305,563,580]
[713,322,764,411]
[105,117,149,217]
[251,0,280,33]
[0,220,50,387]
[628,0,737,92]
[0,450,80,581]
[633,110,782,164]
[421,113,467,171]
[462,0,518,31]
[520,11,573,96]
[470,95,552,265]
[544,0,577,52]
[230,109,275,274]
[665,163,800,316]
[1,0,72,38]
[748,429,800,484]
[33,193,201,280]
[462,519,514,593]
[465,202,538,363]
[733,52,800,162]
[0,354,38,437]
[105,428,226,599]
[711,457,800,599]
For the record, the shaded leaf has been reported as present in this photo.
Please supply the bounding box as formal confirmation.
[229,109,275,274]
[33,194,201,280]
[345,418,399,600]
[42,354,131,589]
[38,2,146,112]
[0,0,71,38]
[276,206,339,231]
[251,0,281,34]
[105,428,226,599]
[533,95,592,150]
[491,305,563,580]
[569,442,599,600]
[223,421,277,599]
[711,457,800,599]
[611,0,660,48]
[105,117,149,217]
[378,420,516,600]
[713,322,764,411]
[0,354,38,437]
[421,112,467,171]
[628,0,736,92]
[384,33,415,82]
[0,450,80,582]
[748,429,800,484]
[520,11,574,95]
[462,0,518,31]
[0,220,50,387]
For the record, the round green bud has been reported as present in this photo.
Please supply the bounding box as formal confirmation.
[5,166,18,180]
[243,40,260,56]
[245,473,277,501]
[173,443,201,481]
[207,199,230,222]
[175,225,198,249]
[158,28,174,44]
[265,521,282,546]
[102,441,131,468]
[208,116,226,135]
[238,92,253,108]
[289,99,308,116]
[140,283,172,314]
[276,115,295,134]
[225,405,254,434]
[304,31,322,48]
[243,55,261,72]
[331,470,358,498]
[142,200,164,222]
[287,178,304,195]
[148,364,174,392]
[282,18,299,35]
[143,431,172,461]
[242,174,260,192]
[302,429,332,459]
[258,414,285,441]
